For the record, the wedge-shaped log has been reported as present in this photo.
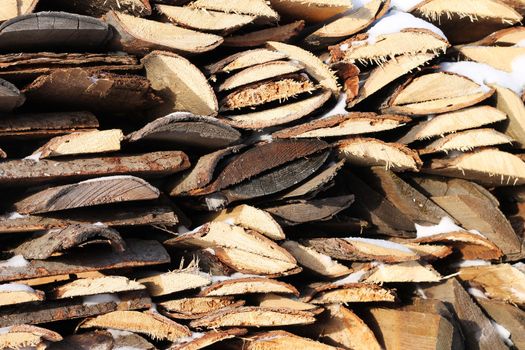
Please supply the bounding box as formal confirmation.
[423,148,525,187]
[104,11,223,55]
[0,290,150,327]
[138,269,211,297]
[126,112,240,150]
[477,298,525,350]
[303,237,419,262]
[473,26,525,46]
[421,278,509,350]
[347,53,437,107]
[224,21,305,48]
[270,0,351,22]
[458,264,525,305]
[51,276,145,299]
[398,106,507,144]
[190,0,279,21]
[331,29,449,65]
[419,128,513,154]
[0,0,39,23]
[206,204,285,240]
[265,195,355,225]
[0,78,24,112]
[22,68,161,112]
[0,111,98,139]
[169,328,247,350]
[80,310,191,342]
[267,41,340,95]
[459,46,525,72]
[304,0,386,48]
[305,282,397,304]
[53,0,151,17]
[189,306,316,328]
[13,176,160,214]
[32,129,123,159]
[364,261,442,283]
[205,49,287,75]
[0,325,61,350]
[142,51,218,117]
[109,329,156,350]
[0,283,44,306]
[199,276,298,297]
[273,113,410,139]
[158,5,255,35]
[338,138,422,172]
[412,0,522,44]
[360,307,458,350]
[220,75,317,111]
[0,12,112,51]
[0,239,169,282]
[493,84,525,148]
[381,72,494,115]
[243,330,341,350]
[48,331,114,350]
[224,90,331,130]
[12,224,126,259]
[256,293,320,312]
[159,297,244,319]
[281,241,352,278]
[312,304,381,350]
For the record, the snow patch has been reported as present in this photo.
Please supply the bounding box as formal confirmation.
[0,255,29,268]
[0,283,35,293]
[319,92,348,119]
[79,175,134,184]
[107,329,134,338]
[0,327,11,334]
[92,222,107,227]
[351,0,374,7]
[173,332,206,344]
[209,272,262,284]
[345,237,414,254]
[491,321,514,347]
[82,293,120,306]
[415,217,485,238]
[440,60,525,95]
[390,0,424,12]
[467,287,488,299]
[333,269,368,285]
[366,10,446,44]
[452,260,491,268]
[1,212,28,220]
[23,151,42,162]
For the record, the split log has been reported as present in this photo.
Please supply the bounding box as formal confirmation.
[0,0,39,22]
[273,113,410,139]
[381,72,494,115]
[159,297,244,319]
[337,138,422,172]
[138,269,211,297]
[32,129,124,159]
[477,298,525,349]
[0,283,44,306]
[423,148,525,187]
[205,49,287,75]
[256,293,320,312]
[0,77,24,112]
[0,239,170,282]
[13,176,160,214]
[419,128,513,154]
[189,306,316,328]
[224,21,305,48]
[205,204,285,240]
[48,331,114,350]
[459,46,525,72]
[0,290,151,327]
[0,111,99,139]
[0,12,112,51]
[53,0,152,17]
[412,0,522,44]
[103,11,223,55]
[199,276,298,297]
[473,26,525,46]
[281,240,352,278]
[0,325,62,350]
[22,68,161,112]
[305,282,397,304]
[80,310,191,342]
[158,5,255,35]
[142,51,218,117]
[189,0,280,22]
[109,329,156,350]
[398,106,507,144]
[364,261,443,283]
[493,84,525,148]
[421,278,508,350]
[270,0,351,23]
[264,195,355,225]
[242,330,341,350]
[169,328,247,350]
[12,224,126,259]
[50,276,145,299]
[0,203,179,233]
[126,112,240,150]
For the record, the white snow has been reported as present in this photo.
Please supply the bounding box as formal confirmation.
[173,332,206,344]
[0,212,28,220]
[440,60,525,95]
[92,222,107,227]
[107,329,133,338]
[220,218,236,226]
[515,39,525,47]
[82,293,120,306]
[79,175,134,184]
[366,10,446,44]
[0,283,35,293]
[451,260,491,268]
[467,287,488,299]
[149,302,159,313]
[415,217,485,238]
[389,0,424,12]
[351,0,374,7]
[319,92,348,119]
[0,255,29,268]
[178,225,204,236]
[0,327,11,334]
[203,247,216,255]
[333,269,368,285]
[345,237,414,254]
[340,43,349,51]
[23,151,42,162]
[491,321,514,347]
[415,284,427,299]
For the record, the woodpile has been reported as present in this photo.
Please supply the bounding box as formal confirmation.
[0,0,525,349]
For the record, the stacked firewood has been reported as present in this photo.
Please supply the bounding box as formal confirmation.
[0,0,524,349]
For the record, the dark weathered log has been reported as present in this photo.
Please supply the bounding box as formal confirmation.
[0,77,24,112]
[53,0,152,17]
[48,331,114,350]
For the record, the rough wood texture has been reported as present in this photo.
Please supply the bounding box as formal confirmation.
[0,77,24,111]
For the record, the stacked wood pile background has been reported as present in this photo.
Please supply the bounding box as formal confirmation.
[1,0,525,349]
